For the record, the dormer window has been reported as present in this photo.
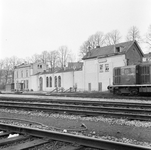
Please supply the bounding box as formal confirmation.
[115,46,124,53]
[116,47,121,53]
[37,64,42,69]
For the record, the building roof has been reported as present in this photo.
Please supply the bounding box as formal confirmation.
[144,52,151,58]
[32,72,42,76]
[39,67,82,75]
[82,40,143,60]
[15,63,31,69]
[68,62,83,69]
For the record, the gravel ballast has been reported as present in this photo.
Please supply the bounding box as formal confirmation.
[0,108,151,147]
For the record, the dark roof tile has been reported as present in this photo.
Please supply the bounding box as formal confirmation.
[83,41,134,60]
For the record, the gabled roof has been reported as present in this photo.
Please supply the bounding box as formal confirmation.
[39,67,82,75]
[15,63,31,69]
[82,40,142,60]
[144,52,151,58]
[68,62,83,69]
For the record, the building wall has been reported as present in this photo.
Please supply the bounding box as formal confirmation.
[42,72,73,92]
[98,55,126,91]
[62,72,73,90]
[44,74,54,91]
[14,66,31,90]
[30,75,39,91]
[34,70,83,92]
[74,70,83,91]
[32,55,126,92]
[83,55,126,91]
[14,43,143,92]
[14,62,47,91]
[32,62,47,75]
[83,59,98,91]
[125,44,142,65]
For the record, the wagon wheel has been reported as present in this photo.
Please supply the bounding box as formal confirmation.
[114,89,121,95]
[130,89,138,95]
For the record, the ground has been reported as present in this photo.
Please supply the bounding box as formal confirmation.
[0,108,151,147]
[0,94,151,147]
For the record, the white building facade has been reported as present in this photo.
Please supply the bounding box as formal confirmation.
[14,62,47,91]
[33,69,83,92]
[14,41,144,92]
[83,55,126,91]
[82,40,143,92]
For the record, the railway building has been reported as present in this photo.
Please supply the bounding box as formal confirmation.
[31,62,83,92]
[82,40,143,91]
[143,52,151,62]
[13,40,144,92]
[14,62,47,91]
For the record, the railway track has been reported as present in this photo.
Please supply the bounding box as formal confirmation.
[1,96,151,108]
[0,100,151,121]
[0,122,150,150]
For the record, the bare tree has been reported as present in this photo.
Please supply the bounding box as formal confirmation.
[126,26,141,42]
[58,46,72,69]
[93,31,105,47]
[79,40,92,58]
[40,51,49,63]
[1,58,14,84]
[10,56,23,69]
[29,54,42,63]
[0,60,5,88]
[0,57,23,89]
[47,50,59,71]
[79,31,105,58]
[24,57,32,64]
[145,25,151,50]
[105,30,122,45]
[0,60,4,69]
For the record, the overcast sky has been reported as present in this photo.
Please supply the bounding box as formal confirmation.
[0,0,151,60]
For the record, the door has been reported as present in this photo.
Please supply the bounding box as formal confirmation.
[98,82,102,92]
[88,83,91,91]
[39,77,43,91]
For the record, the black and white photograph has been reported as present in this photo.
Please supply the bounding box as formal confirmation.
[0,0,151,149]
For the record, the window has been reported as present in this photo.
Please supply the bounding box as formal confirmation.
[58,76,61,87]
[21,71,23,78]
[100,64,103,72]
[38,64,42,69]
[46,77,49,87]
[105,64,109,72]
[26,70,28,77]
[116,47,121,53]
[17,71,18,78]
[26,80,28,89]
[49,77,52,87]
[55,76,57,87]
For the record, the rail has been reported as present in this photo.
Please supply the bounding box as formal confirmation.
[0,123,150,150]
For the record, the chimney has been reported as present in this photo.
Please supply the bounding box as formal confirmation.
[87,46,91,56]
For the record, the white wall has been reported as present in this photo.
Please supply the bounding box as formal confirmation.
[30,75,39,91]
[83,58,98,91]
[74,70,83,91]
[62,72,73,90]
[34,70,83,92]
[29,55,126,92]
[84,55,126,91]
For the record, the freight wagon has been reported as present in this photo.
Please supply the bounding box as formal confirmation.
[108,62,151,95]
